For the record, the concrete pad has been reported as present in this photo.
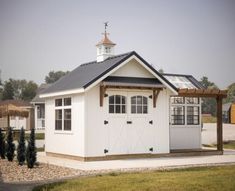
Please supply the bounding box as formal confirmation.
[37,150,235,171]
[202,123,235,145]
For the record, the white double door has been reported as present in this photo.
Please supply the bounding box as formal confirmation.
[105,90,156,155]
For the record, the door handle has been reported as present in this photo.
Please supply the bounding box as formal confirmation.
[127,121,132,124]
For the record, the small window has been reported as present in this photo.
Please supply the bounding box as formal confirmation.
[109,95,126,114]
[187,106,199,125]
[64,98,71,106]
[105,47,111,53]
[186,97,199,104]
[55,99,62,107]
[131,96,148,114]
[171,106,185,125]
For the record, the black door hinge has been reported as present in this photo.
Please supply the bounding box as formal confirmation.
[127,121,132,124]
[104,120,108,125]
[104,149,108,154]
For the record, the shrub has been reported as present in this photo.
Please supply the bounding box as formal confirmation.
[0,128,6,159]
[17,127,26,165]
[26,128,37,168]
[6,127,15,161]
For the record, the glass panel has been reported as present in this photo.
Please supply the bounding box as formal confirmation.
[122,96,125,104]
[171,106,185,125]
[171,97,184,104]
[116,95,121,104]
[64,98,71,106]
[131,105,136,113]
[137,106,142,113]
[64,120,71,131]
[109,96,114,104]
[109,105,114,113]
[143,97,147,105]
[116,105,121,113]
[137,96,142,105]
[186,97,199,104]
[55,109,62,120]
[131,96,136,104]
[143,106,148,114]
[55,99,62,106]
[64,109,71,120]
[122,105,126,113]
[55,120,62,130]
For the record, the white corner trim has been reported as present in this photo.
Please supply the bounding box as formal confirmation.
[40,88,84,98]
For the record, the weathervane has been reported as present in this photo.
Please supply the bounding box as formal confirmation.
[104,21,108,34]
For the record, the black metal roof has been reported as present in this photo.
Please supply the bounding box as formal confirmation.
[103,76,162,85]
[41,51,178,95]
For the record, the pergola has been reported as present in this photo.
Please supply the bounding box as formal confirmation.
[178,88,228,152]
[0,104,29,129]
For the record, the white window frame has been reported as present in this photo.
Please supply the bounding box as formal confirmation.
[55,97,72,132]
[170,96,201,127]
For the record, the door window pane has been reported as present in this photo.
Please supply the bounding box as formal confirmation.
[131,96,148,114]
[109,95,126,114]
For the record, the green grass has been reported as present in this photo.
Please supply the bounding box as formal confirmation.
[25,133,45,140]
[204,140,235,150]
[33,165,235,191]
[202,116,217,123]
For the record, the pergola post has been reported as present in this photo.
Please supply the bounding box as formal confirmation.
[216,96,223,152]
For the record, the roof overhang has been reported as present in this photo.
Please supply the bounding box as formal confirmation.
[40,88,84,98]
[84,54,178,95]
[178,88,228,98]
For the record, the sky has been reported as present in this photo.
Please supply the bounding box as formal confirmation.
[0,0,234,88]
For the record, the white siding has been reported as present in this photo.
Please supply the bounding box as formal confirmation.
[170,126,201,149]
[84,85,171,157]
[45,94,85,157]
[111,59,155,78]
[84,84,106,157]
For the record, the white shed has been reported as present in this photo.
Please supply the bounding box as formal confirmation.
[40,32,205,161]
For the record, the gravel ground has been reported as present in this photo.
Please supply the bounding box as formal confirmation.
[0,159,83,183]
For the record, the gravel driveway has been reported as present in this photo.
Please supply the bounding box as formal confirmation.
[202,123,235,145]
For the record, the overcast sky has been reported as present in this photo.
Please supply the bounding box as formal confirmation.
[0,0,234,88]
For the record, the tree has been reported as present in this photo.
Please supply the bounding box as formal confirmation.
[26,128,37,168]
[6,127,15,161]
[21,81,38,101]
[224,83,235,103]
[45,71,69,84]
[17,128,26,165]
[2,81,14,100]
[0,128,6,159]
[1,79,38,101]
[199,76,218,116]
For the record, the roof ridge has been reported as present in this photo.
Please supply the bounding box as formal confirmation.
[80,51,133,67]
[163,73,192,77]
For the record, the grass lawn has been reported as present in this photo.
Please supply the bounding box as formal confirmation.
[26,132,45,140]
[202,116,217,123]
[33,165,235,191]
[203,140,235,150]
